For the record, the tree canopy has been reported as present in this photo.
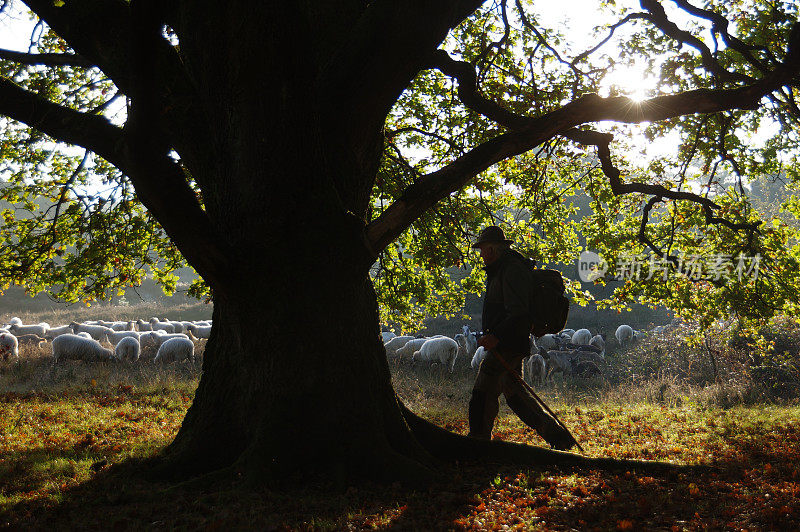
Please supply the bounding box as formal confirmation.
[1,0,799,330]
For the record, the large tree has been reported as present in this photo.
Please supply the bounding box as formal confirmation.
[1,0,799,484]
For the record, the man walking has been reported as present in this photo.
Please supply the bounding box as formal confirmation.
[469,225,574,450]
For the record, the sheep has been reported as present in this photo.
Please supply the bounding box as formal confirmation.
[115,336,141,361]
[138,331,165,351]
[571,359,602,378]
[94,320,132,331]
[163,320,184,333]
[186,324,212,339]
[70,322,113,341]
[462,325,479,358]
[52,334,115,362]
[471,346,487,369]
[383,335,415,357]
[615,324,634,347]
[154,337,195,363]
[559,328,576,339]
[571,328,592,345]
[537,333,569,351]
[44,324,75,339]
[381,331,396,343]
[136,319,153,331]
[540,347,572,380]
[149,318,175,334]
[15,334,47,348]
[395,337,431,359]
[8,317,23,327]
[0,333,19,361]
[589,334,606,355]
[411,337,460,372]
[150,332,191,349]
[8,323,49,337]
[525,353,546,387]
[103,330,141,346]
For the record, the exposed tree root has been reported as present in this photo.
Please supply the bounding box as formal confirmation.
[401,402,713,475]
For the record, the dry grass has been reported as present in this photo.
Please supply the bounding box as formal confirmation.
[0,314,799,529]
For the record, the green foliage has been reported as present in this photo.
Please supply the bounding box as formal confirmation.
[1,2,800,333]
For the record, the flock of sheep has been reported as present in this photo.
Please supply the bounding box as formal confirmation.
[382,324,650,386]
[0,317,212,364]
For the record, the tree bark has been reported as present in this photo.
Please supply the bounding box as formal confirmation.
[161,225,439,486]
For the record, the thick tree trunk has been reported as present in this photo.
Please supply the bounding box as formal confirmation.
[162,231,438,485]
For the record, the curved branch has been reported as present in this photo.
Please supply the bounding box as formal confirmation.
[640,0,753,84]
[0,76,233,292]
[0,48,93,67]
[21,0,211,179]
[367,38,799,252]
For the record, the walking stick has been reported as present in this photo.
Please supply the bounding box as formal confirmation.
[492,349,585,453]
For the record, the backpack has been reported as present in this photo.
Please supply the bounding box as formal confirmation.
[511,252,570,336]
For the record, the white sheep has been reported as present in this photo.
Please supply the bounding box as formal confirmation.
[8,317,23,327]
[154,337,195,363]
[462,325,479,359]
[70,322,113,341]
[8,322,49,337]
[136,319,153,331]
[186,324,212,339]
[44,324,75,339]
[589,334,606,355]
[381,331,396,343]
[525,353,546,387]
[149,318,175,333]
[103,330,141,346]
[138,331,165,351]
[559,328,576,339]
[615,324,634,347]
[0,333,19,361]
[115,336,141,361]
[411,337,460,372]
[571,328,592,345]
[383,335,415,357]
[151,332,191,349]
[537,333,568,351]
[52,334,115,362]
[471,346,487,369]
[395,337,430,359]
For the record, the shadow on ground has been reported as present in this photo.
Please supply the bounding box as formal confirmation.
[3,428,799,531]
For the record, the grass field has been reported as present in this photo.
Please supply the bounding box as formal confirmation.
[1,311,799,529]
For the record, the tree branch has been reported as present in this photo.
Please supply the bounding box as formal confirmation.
[640,0,753,84]
[0,76,233,291]
[366,32,800,252]
[0,47,93,68]
[21,0,210,179]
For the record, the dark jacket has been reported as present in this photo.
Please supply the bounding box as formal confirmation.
[481,249,533,354]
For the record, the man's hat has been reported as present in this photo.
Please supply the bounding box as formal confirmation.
[472,225,513,248]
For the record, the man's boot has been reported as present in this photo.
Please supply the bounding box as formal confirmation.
[506,393,575,450]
